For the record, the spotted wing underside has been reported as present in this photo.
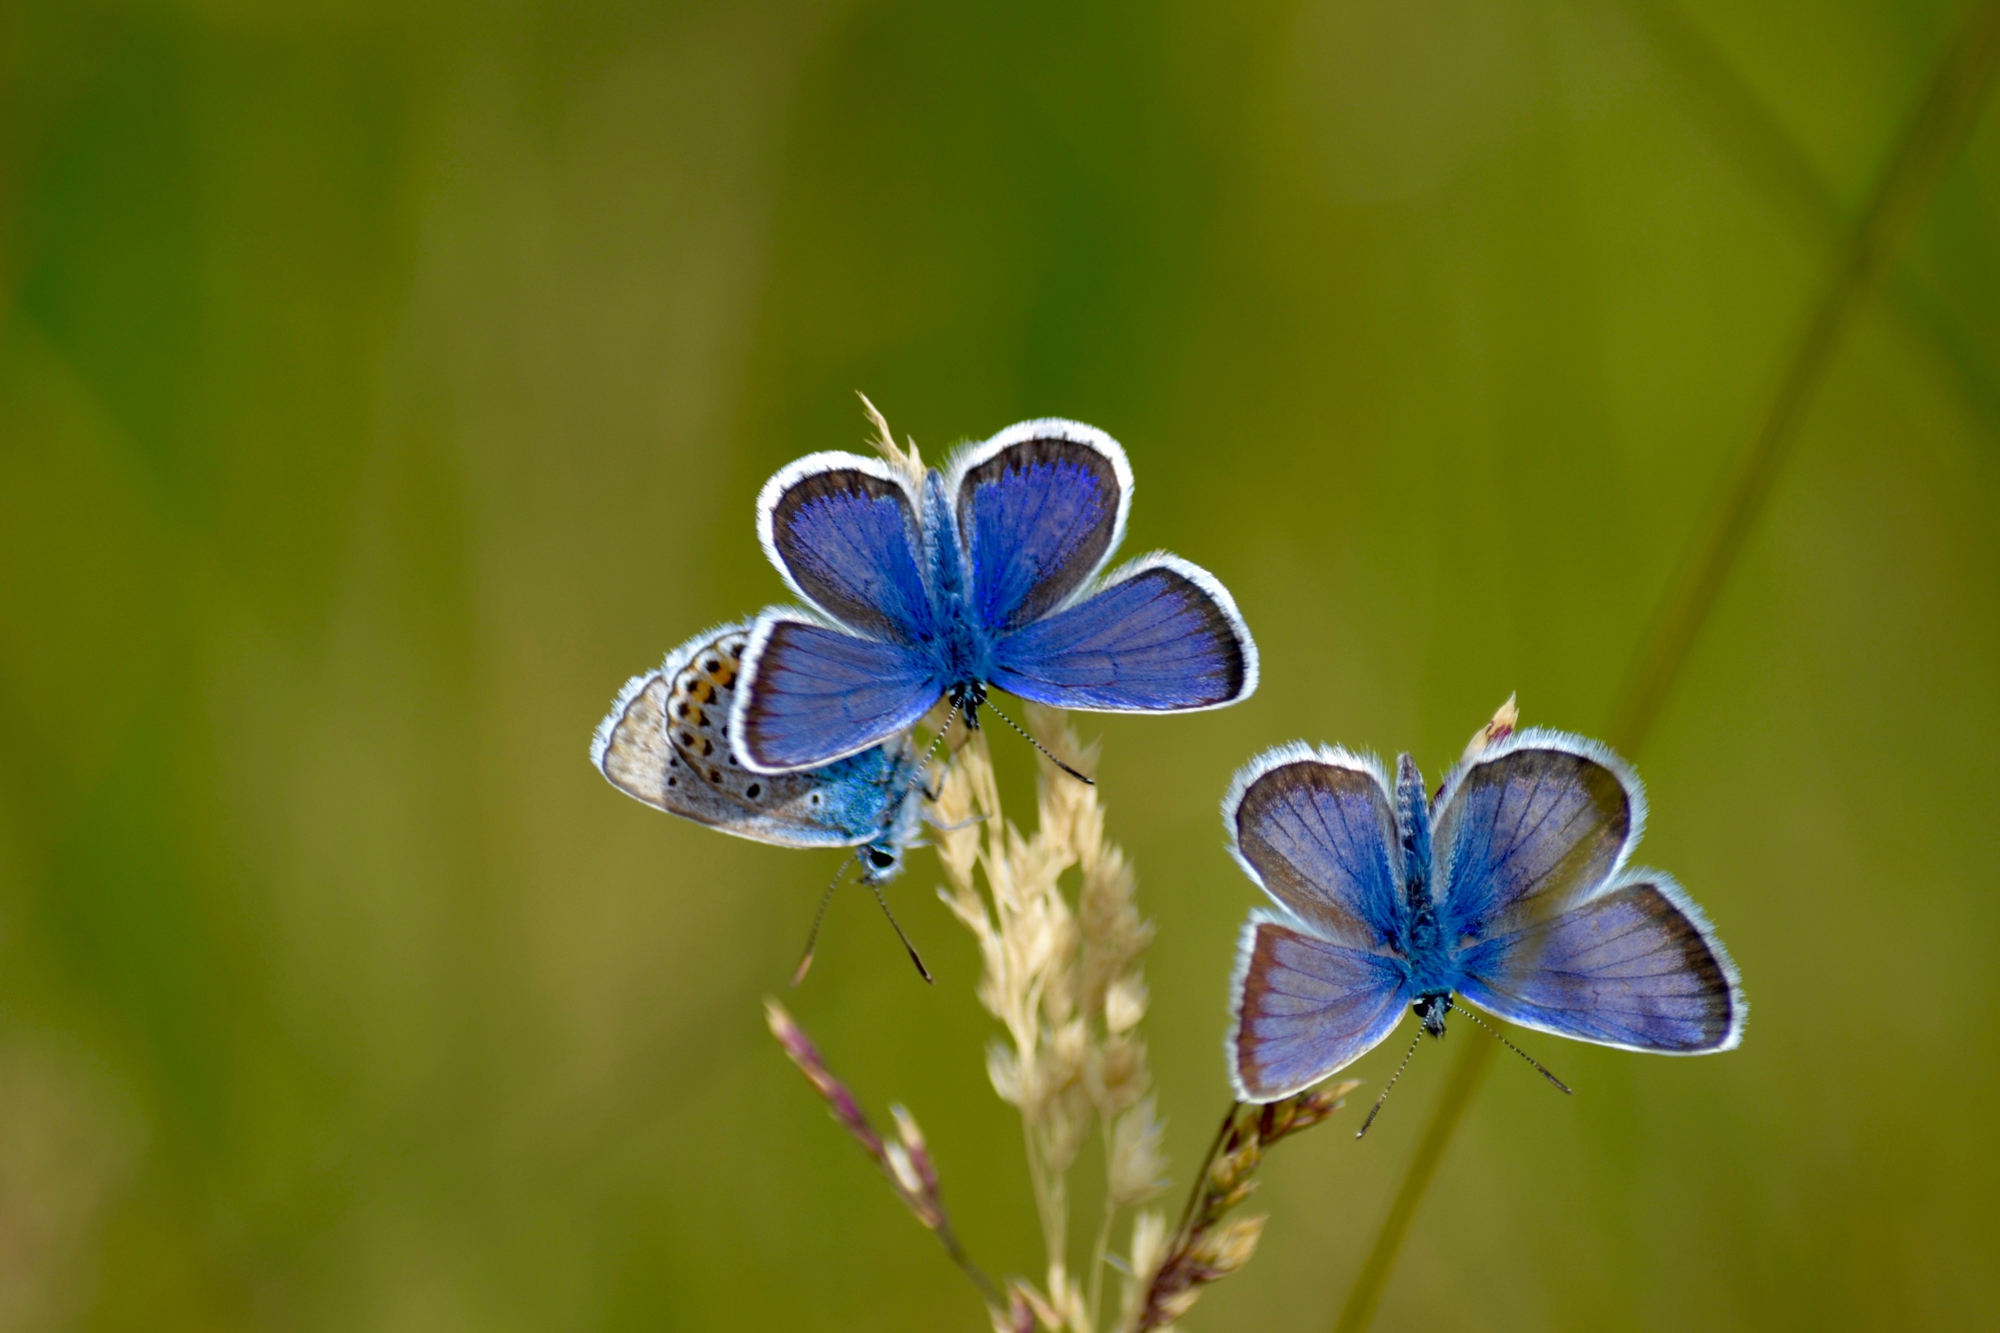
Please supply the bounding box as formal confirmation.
[592,624,889,848]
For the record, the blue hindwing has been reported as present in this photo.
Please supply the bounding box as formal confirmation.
[735,418,1261,772]
[1435,730,1744,1053]
[1456,871,1745,1052]
[732,612,942,774]
[1229,910,1410,1101]
[1222,745,1416,1102]
[990,556,1256,712]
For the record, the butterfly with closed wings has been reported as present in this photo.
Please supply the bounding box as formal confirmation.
[592,621,934,980]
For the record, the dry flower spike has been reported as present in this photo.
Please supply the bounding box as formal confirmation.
[1127,1083,1361,1332]
[764,999,1000,1310]
[931,708,1173,1331]
[769,710,1359,1331]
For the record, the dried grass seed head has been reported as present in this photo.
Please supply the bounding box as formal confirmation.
[1108,1097,1171,1207]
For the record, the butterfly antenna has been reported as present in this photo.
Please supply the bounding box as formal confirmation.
[910,700,963,797]
[981,698,1093,785]
[868,879,934,984]
[1449,999,1571,1094]
[919,735,963,803]
[1357,1029,1425,1138]
[790,855,854,987]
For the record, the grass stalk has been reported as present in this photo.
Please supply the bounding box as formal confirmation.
[1087,1128,1118,1331]
[1335,5,2000,1328]
[1605,0,2000,755]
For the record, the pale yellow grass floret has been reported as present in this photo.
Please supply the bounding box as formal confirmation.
[929,706,1167,1332]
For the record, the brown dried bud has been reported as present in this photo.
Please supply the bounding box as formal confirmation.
[1188,1215,1264,1277]
[1130,1087,1357,1331]
[1462,693,1520,763]
[990,1286,1036,1333]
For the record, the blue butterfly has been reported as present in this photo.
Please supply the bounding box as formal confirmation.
[1222,725,1745,1105]
[729,419,1258,774]
[593,621,925,883]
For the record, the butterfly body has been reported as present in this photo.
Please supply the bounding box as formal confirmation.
[733,421,1258,773]
[920,471,985,683]
[592,622,925,881]
[1224,731,1745,1103]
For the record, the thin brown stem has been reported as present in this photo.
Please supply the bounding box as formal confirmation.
[1174,1101,1240,1243]
[936,1218,1005,1311]
[1334,1041,1494,1333]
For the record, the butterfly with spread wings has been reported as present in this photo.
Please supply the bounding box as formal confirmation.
[730,419,1258,775]
[1223,721,1745,1107]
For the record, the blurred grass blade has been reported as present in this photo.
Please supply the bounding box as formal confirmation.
[1333,1034,1495,1333]
[1336,5,2000,1330]
[1607,0,2000,755]
[1614,0,2000,440]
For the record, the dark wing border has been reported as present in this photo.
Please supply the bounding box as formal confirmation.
[1225,908,1411,1102]
[943,418,1133,562]
[1431,726,1646,934]
[987,552,1257,711]
[943,419,1133,628]
[1221,741,1403,949]
[754,450,929,640]
[1458,868,1747,1054]
[730,605,940,774]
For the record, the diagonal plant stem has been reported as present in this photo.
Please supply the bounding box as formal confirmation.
[1334,1022,1495,1333]
[1607,0,2000,755]
[1335,6,2000,1331]
[1609,0,2000,444]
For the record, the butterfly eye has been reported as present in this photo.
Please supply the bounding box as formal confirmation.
[868,847,897,870]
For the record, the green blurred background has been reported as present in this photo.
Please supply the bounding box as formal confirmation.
[4,0,1999,1328]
